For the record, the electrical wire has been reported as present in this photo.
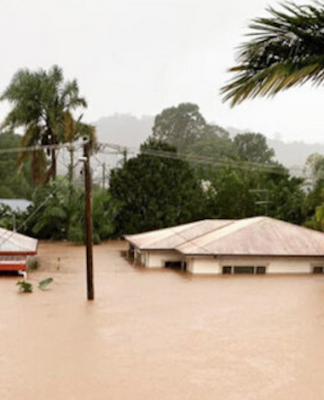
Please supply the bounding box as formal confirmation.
[0,142,84,155]
[97,142,304,176]
[97,142,290,171]
[0,160,81,248]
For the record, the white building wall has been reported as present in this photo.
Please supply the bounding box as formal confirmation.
[134,245,324,274]
[186,258,221,274]
[185,256,324,275]
[146,250,183,268]
[266,258,313,274]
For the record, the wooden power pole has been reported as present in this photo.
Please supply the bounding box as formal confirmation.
[102,162,106,189]
[83,140,94,300]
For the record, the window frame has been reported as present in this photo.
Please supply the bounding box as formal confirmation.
[221,264,267,275]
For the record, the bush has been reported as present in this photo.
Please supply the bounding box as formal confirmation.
[27,256,40,270]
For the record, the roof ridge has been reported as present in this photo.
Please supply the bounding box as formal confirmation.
[169,220,234,254]
[146,219,225,249]
[125,219,205,248]
[177,217,265,253]
[260,216,324,237]
[202,216,266,246]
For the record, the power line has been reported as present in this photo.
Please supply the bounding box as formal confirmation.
[0,160,81,248]
[0,139,307,176]
[0,142,83,155]
[97,142,304,176]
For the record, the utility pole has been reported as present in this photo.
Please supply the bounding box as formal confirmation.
[123,147,128,165]
[83,140,94,300]
[102,162,106,189]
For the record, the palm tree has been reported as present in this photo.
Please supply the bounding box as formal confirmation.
[222,2,324,106]
[1,65,87,182]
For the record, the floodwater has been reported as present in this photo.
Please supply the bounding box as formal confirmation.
[1,242,324,400]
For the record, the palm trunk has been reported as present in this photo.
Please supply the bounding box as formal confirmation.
[51,146,57,180]
[47,126,57,181]
[68,145,74,183]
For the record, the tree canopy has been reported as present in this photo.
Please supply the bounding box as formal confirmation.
[152,103,209,152]
[0,131,32,198]
[1,65,89,183]
[234,133,275,164]
[109,139,207,234]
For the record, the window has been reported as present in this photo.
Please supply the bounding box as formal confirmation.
[313,267,324,274]
[234,266,254,274]
[222,265,267,275]
[165,261,182,269]
[223,266,232,274]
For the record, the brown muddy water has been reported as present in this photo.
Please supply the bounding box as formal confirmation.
[1,241,324,399]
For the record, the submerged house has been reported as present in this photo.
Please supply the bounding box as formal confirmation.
[0,228,38,275]
[125,217,324,275]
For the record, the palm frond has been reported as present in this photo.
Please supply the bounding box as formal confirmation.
[222,1,324,106]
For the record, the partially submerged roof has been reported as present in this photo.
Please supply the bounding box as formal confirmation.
[126,217,324,257]
[0,228,38,254]
[125,219,233,250]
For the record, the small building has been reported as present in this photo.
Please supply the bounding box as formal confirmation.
[125,217,324,275]
[0,199,33,213]
[0,228,38,276]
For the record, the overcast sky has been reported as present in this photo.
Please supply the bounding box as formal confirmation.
[1,0,323,143]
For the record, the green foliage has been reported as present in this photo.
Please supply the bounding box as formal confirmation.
[222,2,324,105]
[38,278,53,290]
[265,169,305,224]
[92,189,120,242]
[110,139,207,235]
[1,65,89,183]
[0,204,29,232]
[204,164,305,223]
[24,179,118,244]
[27,257,39,270]
[205,168,256,219]
[152,103,210,152]
[67,188,119,244]
[186,135,237,160]
[234,133,275,164]
[0,131,32,198]
[302,154,324,226]
[16,281,33,293]
[27,179,79,240]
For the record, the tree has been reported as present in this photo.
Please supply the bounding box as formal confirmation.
[0,131,32,198]
[1,66,87,182]
[25,180,118,243]
[205,168,256,219]
[152,103,208,152]
[304,153,324,189]
[222,2,324,105]
[186,135,237,160]
[302,154,324,225]
[109,139,207,235]
[204,164,304,223]
[234,133,275,164]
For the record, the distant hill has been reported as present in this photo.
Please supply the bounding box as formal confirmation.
[94,114,323,171]
[226,126,324,168]
[267,139,324,168]
[95,114,154,148]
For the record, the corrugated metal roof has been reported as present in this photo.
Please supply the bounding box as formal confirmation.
[125,220,233,250]
[0,228,38,254]
[126,217,324,257]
